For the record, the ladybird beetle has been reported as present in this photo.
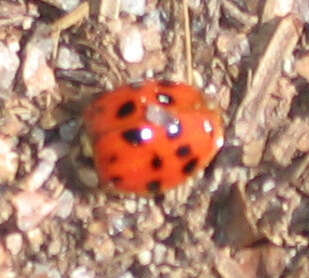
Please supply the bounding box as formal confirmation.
[84,80,224,195]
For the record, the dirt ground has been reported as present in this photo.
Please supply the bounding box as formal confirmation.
[0,0,309,277]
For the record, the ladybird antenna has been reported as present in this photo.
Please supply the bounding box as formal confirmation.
[183,0,192,85]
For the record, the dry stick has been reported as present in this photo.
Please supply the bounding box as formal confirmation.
[51,2,89,65]
[114,0,121,20]
[52,2,89,32]
[0,16,27,26]
[183,0,192,85]
[101,0,120,19]
[222,0,258,28]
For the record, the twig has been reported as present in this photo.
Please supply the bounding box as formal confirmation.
[52,2,89,32]
[183,0,192,85]
[114,0,121,20]
[222,0,258,29]
[51,2,89,65]
[0,16,28,26]
[100,0,120,19]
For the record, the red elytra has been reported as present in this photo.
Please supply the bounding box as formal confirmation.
[84,80,224,195]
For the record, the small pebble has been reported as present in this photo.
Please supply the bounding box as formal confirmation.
[55,190,74,219]
[262,179,276,193]
[192,70,204,88]
[60,0,81,12]
[59,120,80,142]
[0,41,20,98]
[27,228,44,252]
[297,0,309,22]
[56,45,84,70]
[119,272,134,278]
[295,53,309,82]
[30,127,45,149]
[70,266,95,278]
[274,0,294,17]
[0,135,19,184]
[156,223,173,241]
[48,239,62,256]
[95,235,114,261]
[216,32,250,65]
[23,25,55,98]
[137,206,164,232]
[5,233,23,256]
[120,0,145,16]
[153,243,167,265]
[124,199,137,214]
[23,46,56,97]
[13,191,58,231]
[0,243,11,269]
[120,27,144,63]
[137,250,152,265]
[188,0,201,9]
[75,203,93,222]
[77,166,99,188]
[137,198,148,212]
[33,263,61,278]
[205,83,217,95]
[21,159,55,191]
[110,214,131,235]
[0,198,13,225]
[39,142,70,162]
[143,10,162,30]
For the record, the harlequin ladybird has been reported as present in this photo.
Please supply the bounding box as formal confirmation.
[84,80,224,195]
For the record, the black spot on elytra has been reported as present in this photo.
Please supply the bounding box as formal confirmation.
[158,80,177,87]
[182,158,198,174]
[109,154,118,163]
[147,180,161,193]
[122,128,143,145]
[129,81,144,89]
[117,100,136,118]
[167,122,182,139]
[156,93,174,105]
[176,145,191,157]
[111,176,123,183]
[151,154,163,169]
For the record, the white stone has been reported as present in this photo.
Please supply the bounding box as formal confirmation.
[119,272,134,278]
[138,250,152,265]
[13,191,58,231]
[6,233,23,255]
[70,266,95,278]
[120,27,144,63]
[153,244,167,264]
[0,41,20,95]
[55,190,74,219]
[120,0,145,16]
[56,45,84,70]
[0,135,18,184]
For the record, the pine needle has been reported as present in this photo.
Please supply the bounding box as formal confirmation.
[183,0,192,85]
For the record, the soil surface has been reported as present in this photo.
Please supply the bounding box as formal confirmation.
[0,0,309,277]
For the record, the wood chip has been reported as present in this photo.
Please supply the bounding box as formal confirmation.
[234,15,303,166]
